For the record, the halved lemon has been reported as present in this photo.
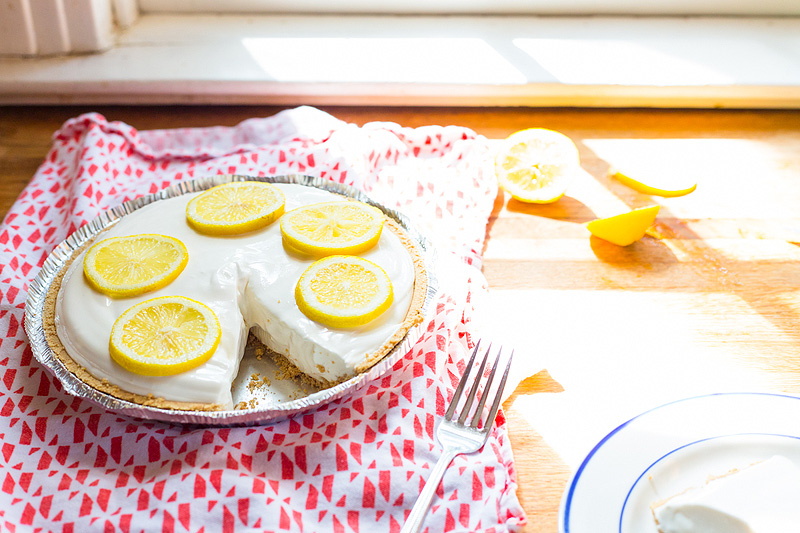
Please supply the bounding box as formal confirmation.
[495,128,581,203]
[587,205,660,246]
[295,255,393,328]
[280,201,384,256]
[186,181,285,235]
[83,234,188,298]
[109,296,221,376]
[611,168,697,198]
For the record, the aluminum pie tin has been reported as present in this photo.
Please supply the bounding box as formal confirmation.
[24,174,439,426]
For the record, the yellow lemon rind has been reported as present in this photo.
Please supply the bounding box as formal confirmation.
[83,234,189,298]
[586,205,661,246]
[109,296,221,377]
[612,170,697,198]
[295,255,393,329]
[499,182,572,204]
[186,181,286,236]
[280,201,384,256]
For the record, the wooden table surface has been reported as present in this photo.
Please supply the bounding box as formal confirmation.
[3,105,800,532]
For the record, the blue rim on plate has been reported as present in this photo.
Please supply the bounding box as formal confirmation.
[559,392,800,533]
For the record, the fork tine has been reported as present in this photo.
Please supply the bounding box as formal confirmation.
[457,344,491,425]
[469,346,503,428]
[482,349,514,434]
[444,340,481,420]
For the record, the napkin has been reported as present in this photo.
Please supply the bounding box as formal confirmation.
[0,107,526,531]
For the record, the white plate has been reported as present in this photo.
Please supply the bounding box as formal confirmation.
[559,392,800,533]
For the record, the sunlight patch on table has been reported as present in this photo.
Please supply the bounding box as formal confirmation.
[485,288,782,468]
[583,137,799,219]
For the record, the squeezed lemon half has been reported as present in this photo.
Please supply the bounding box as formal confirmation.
[83,234,188,298]
[295,255,393,328]
[495,128,581,203]
[587,205,660,246]
[280,201,384,256]
[109,296,221,376]
[186,181,285,235]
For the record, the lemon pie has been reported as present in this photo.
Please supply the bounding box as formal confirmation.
[652,455,800,532]
[44,182,427,411]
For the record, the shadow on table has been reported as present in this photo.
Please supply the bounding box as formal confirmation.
[503,369,569,533]
[505,195,597,224]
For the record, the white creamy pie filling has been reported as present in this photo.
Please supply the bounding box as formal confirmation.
[54,184,415,408]
[652,455,800,533]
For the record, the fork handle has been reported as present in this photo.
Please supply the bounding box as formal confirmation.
[400,449,459,533]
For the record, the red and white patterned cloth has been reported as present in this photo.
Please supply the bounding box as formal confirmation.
[0,107,525,532]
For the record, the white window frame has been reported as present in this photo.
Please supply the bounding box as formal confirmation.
[4,0,800,57]
[139,0,800,16]
[1,1,800,108]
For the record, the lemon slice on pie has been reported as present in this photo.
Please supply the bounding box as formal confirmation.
[109,296,221,376]
[280,201,384,256]
[495,128,581,203]
[295,255,393,328]
[587,205,660,246]
[186,181,285,235]
[83,234,188,298]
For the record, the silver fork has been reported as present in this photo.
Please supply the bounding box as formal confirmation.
[400,341,514,533]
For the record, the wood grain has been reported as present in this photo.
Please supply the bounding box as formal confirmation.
[2,105,800,532]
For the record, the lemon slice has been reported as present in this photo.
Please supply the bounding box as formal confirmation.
[612,168,697,198]
[186,181,285,235]
[83,234,188,298]
[495,128,581,203]
[295,255,393,328]
[587,205,660,246]
[280,201,384,256]
[109,296,221,376]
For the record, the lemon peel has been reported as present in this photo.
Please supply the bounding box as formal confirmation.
[587,205,660,246]
[280,201,384,256]
[186,181,285,235]
[109,296,221,376]
[295,255,393,328]
[611,168,697,198]
[83,234,188,298]
[495,128,580,203]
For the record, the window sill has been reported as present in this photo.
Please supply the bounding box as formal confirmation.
[1,14,800,108]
